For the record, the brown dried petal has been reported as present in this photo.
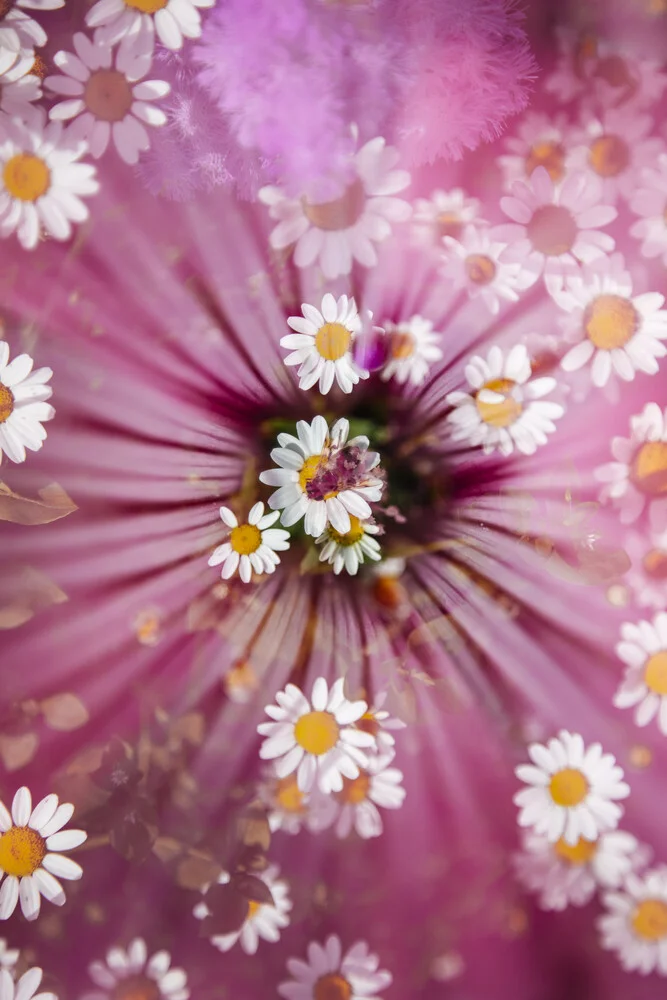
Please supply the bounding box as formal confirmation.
[0,482,77,525]
[176,853,223,891]
[0,567,67,629]
[230,872,274,907]
[40,693,89,731]
[0,732,39,771]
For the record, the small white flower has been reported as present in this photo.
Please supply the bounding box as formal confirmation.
[411,187,482,245]
[567,109,665,204]
[623,529,667,610]
[259,415,383,538]
[498,111,571,189]
[0,342,53,464]
[553,255,667,387]
[354,691,406,755]
[86,0,214,56]
[193,866,291,955]
[446,344,564,456]
[257,677,375,794]
[310,752,406,840]
[614,612,667,735]
[45,32,170,165]
[84,938,188,1000]
[0,786,86,922]
[0,117,99,251]
[259,135,411,280]
[595,402,667,532]
[281,293,368,395]
[0,968,57,1000]
[257,769,317,836]
[630,153,667,266]
[208,502,290,584]
[316,517,381,576]
[514,730,630,846]
[496,166,617,289]
[599,868,667,975]
[278,935,392,1000]
[379,315,443,386]
[442,224,538,314]
[514,829,649,911]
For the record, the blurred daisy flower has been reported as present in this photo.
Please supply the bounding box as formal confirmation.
[623,529,667,609]
[614,612,667,734]
[310,751,406,840]
[278,935,392,1000]
[596,402,667,530]
[281,294,369,396]
[412,187,482,245]
[0,342,53,464]
[378,315,443,387]
[630,153,667,265]
[194,866,292,955]
[442,224,538,314]
[86,0,214,55]
[84,939,189,1000]
[599,869,667,975]
[498,111,571,188]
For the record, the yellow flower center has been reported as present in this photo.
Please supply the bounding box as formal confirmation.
[3,153,50,202]
[327,515,365,547]
[549,768,589,807]
[303,179,366,231]
[229,523,262,556]
[632,899,667,941]
[589,134,630,178]
[111,976,161,1000]
[299,454,324,492]
[0,383,14,423]
[336,771,370,804]
[315,323,351,362]
[0,826,46,878]
[0,0,15,15]
[465,253,497,286]
[293,710,340,755]
[30,53,48,80]
[525,141,566,183]
[476,378,522,428]
[389,331,415,360]
[275,775,306,814]
[644,651,667,695]
[643,548,667,581]
[247,899,262,919]
[553,836,598,865]
[527,204,577,257]
[314,974,352,1000]
[84,69,134,123]
[123,0,167,11]
[630,442,667,496]
[437,212,463,240]
[356,711,380,737]
[583,294,638,350]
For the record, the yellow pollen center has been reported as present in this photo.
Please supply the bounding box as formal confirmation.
[643,548,667,581]
[315,322,351,362]
[3,153,50,202]
[583,294,638,350]
[389,331,415,360]
[465,253,497,285]
[299,454,324,492]
[0,826,46,877]
[525,141,566,183]
[84,69,134,123]
[303,179,366,231]
[630,442,667,496]
[327,515,365,547]
[0,383,14,423]
[111,976,161,1000]
[247,899,262,919]
[476,378,522,428]
[293,710,339,756]
[437,212,463,240]
[314,974,353,1000]
[549,768,589,807]
[336,771,370,805]
[589,135,630,178]
[123,0,167,11]
[229,523,262,555]
[553,836,598,865]
[30,53,47,79]
[527,204,577,256]
[644,651,667,696]
[275,775,306,813]
[632,899,667,941]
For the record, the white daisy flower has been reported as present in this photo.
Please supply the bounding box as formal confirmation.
[0,341,53,464]
[442,224,538,314]
[552,257,667,387]
[208,502,290,584]
[83,938,188,1000]
[0,786,86,922]
[0,968,56,1000]
[567,109,665,204]
[411,187,482,245]
[0,940,19,971]
[630,154,667,267]
[85,0,214,55]
[514,730,630,846]
[309,752,406,840]
[281,293,369,395]
[45,33,169,165]
[259,415,383,538]
[514,829,649,911]
[0,55,42,121]
[624,529,667,609]
[257,769,316,836]
[278,935,392,1000]
[595,402,667,531]
[0,1,62,75]
[259,135,411,280]
[354,691,406,755]
[316,517,381,576]
[193,866,291,955]
[496,166,617,289]
[614,612,667,735]
[498,112,571,189]
[445,344,565,457]
[257,677,375,794]
[599,869,667,975]
[379,315,443,387]
[0,118,99,251]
